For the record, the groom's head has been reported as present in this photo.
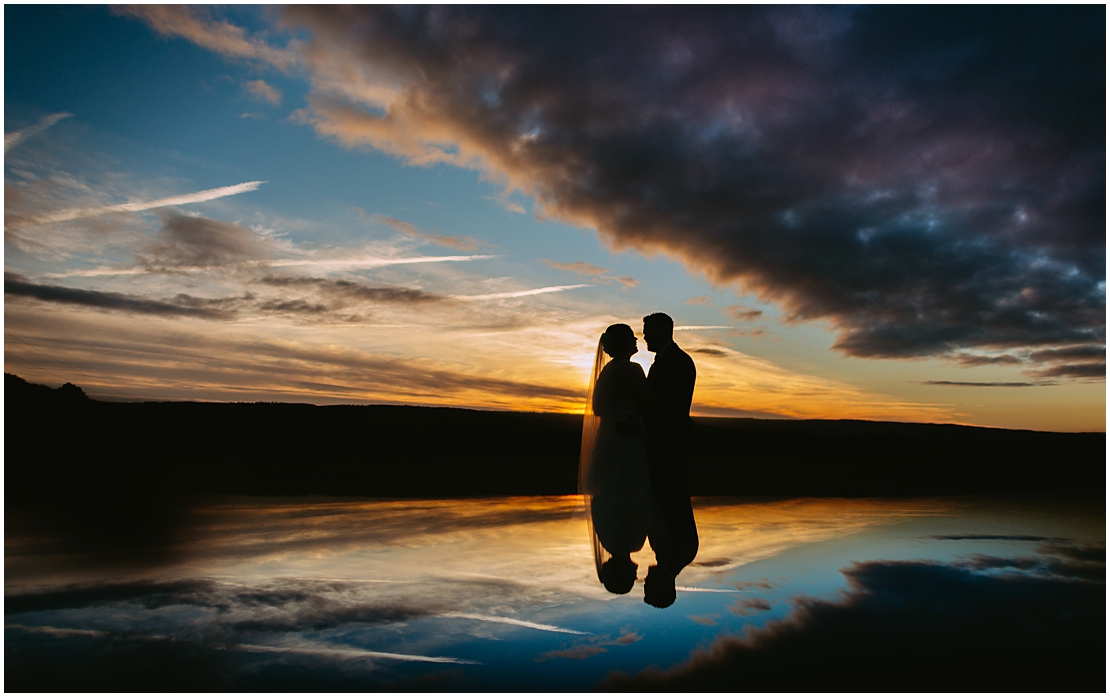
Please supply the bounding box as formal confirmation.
[642,313,674,353]
[644,565,677,608]
[601,556,638,595]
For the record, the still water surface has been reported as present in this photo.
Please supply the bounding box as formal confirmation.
[5,495,1104,690]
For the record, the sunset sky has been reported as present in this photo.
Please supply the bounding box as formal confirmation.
[4,6,1104,431]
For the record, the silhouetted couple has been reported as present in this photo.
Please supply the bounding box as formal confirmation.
[580,312,698,608]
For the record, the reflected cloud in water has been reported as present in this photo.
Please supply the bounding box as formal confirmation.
[6,496,1104,691]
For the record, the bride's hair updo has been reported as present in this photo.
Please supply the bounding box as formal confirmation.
[601,323,636,358]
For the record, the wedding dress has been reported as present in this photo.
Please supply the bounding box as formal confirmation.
[579,338,653,581]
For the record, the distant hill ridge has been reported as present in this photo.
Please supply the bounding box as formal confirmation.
[5,374,1104,501]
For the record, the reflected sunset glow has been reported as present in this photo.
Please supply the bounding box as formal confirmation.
[7,495,1102,690]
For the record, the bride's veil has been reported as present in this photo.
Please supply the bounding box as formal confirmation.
[579,335,612,581]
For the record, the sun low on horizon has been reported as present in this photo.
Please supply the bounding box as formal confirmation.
[4,6,1105,432]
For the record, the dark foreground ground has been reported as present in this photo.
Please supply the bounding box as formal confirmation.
[7,373,1104,504]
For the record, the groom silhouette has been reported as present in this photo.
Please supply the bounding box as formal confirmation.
[641,312,699,608]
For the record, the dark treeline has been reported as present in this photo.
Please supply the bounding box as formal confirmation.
[6,373,1104,504]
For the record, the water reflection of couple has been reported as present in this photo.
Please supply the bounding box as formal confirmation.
[580,312,699,608]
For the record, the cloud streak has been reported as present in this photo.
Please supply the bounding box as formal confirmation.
[454,284,589,301]
[267,254,495,271]
[5,274,242,320]
[31,181,265,224]
[43,254,496,278]
[259,275,448,307]
[236,643,478,665]
[5,111,71,152]
[440,612,588,635]
[923,380,1041,388]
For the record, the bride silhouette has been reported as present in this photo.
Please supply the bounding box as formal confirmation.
[579,324,654,594]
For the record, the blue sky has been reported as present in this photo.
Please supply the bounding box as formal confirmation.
[4,6,1104,430]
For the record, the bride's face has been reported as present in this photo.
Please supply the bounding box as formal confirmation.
[603,334,637,359]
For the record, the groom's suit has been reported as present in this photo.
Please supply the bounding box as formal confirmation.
[645,341,699,577]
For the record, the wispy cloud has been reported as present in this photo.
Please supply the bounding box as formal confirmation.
[5,273,243,320]
[541,260,638,289]
[485,193,526,214]
[268,254,495,271]
[236,643,478,664]
[375,214,481,251]
[535,631,644,662]
[11,627,478,666]
[4,112,71,152]
[259,275,448,306]
[43,253,496,279]
[543,260,608,277]
[676,587,743,593]
[139,212,276,270]
[440,612,588,635]
[31,181,265,224]
[454,284,588,301]
[7,624,104,638]
[675,325,732,331]
[723,305,763,322]
[244,79,282,105]
[922,380,1043,388]
[687,347,729,358]
[117,6,296,71]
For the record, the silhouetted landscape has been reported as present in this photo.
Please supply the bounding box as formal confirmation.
[7,373,1103,505]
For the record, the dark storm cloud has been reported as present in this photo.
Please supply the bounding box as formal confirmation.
[284,6,1105,373]
[139,212,275,270]
[4,273,242,320]
[604,555,1105,692]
